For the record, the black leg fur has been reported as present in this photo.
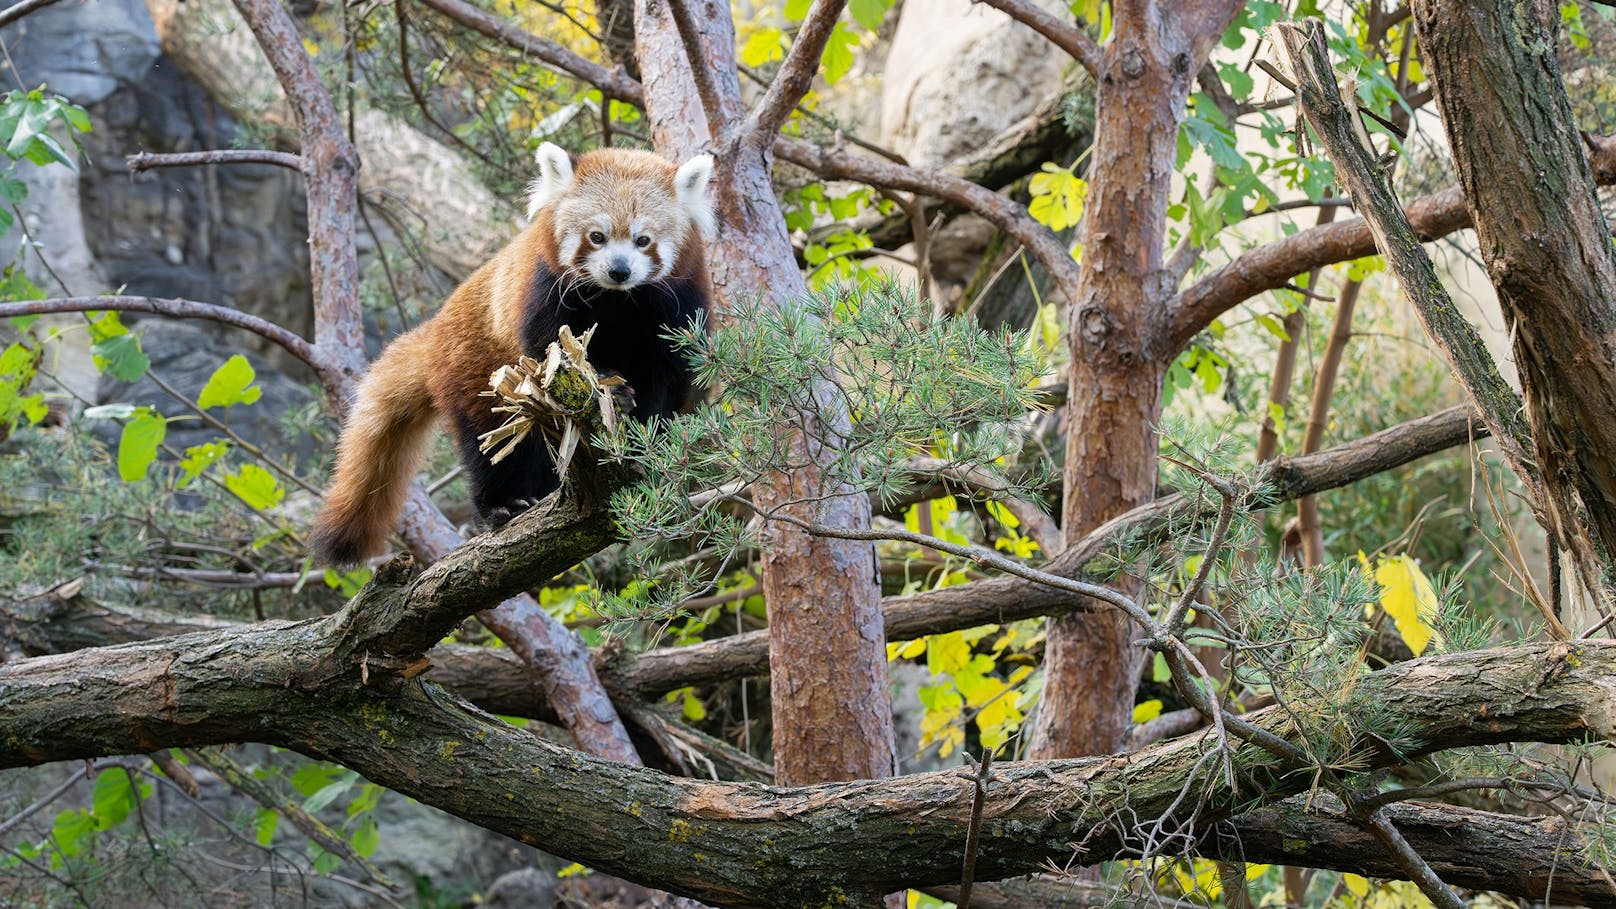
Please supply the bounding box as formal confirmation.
[453,414,560,528]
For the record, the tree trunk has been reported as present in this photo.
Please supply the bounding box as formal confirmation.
[1031,1,1233,760]
[1412,0,1616,587]
[631,0,894,784]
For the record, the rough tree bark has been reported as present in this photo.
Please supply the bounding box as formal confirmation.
[632,0,894,784]
[1030,0,1240,761]
[3,557,1613,909]
[1412,0,1616,589]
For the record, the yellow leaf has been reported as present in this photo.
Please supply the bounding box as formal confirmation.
[1372,554,1441,656]
[1132,698,1164,723]
[738,26,786,67]
[926,631,971,676]
[887,637,927,661]
[1343,872,1371,897]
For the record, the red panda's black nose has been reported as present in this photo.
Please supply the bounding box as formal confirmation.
[608,259,632,284]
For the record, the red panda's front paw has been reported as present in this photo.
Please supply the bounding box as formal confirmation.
[481,498,545,531]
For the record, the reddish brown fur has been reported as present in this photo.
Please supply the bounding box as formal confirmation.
[310,149,705,565]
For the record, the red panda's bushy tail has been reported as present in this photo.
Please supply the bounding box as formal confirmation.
[311,328,439,566]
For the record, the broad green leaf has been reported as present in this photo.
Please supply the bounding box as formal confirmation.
[86,310,128,343]
[177,440,230,489]
[117,409,166,482]
[302,778,353,814]
[91,769,146,830]
[820,23,859,83]
[681,689,707,722]
[225,463,285,510]
[349,816,380,858]
[1256,313,1291,341]
[50,808,94,859]
[254,808,279,846]
[290,763,345,797]
[197,354,262,409]
[849,0,891,31]
[92,333,150,382]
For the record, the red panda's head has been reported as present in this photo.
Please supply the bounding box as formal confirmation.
[527,143,714,291]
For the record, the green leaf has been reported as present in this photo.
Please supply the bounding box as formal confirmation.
[197,354,262,409]
[347,783,383,817]
[177,440,230,489]
[820,23,859,83]
[1256,313,1291,341]
[254,808,279,846]
[86,310,128,342]
[349,816,380,858]
[117,409,166,482]
[681,689,707,721]
[92,333,150,382]
[302,778,353,814]
[290,763,344,797]
[311,846,342,875]
[783,0,811,18]
[91,769,145,830]
[225,463,285,510]
[50,809,94,859]
[848,0,891,31]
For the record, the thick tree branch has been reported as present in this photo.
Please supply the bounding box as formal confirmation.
[974,0,1101,76]
[9,593,1611,905]
[1,628,1612,906]
[1206,796,1616,905]
[1272,22,1616,614]
[665,0,730,139]
[1412,0,1616,587]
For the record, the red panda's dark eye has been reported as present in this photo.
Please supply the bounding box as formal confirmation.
[588,231,606,245]
[635,235,652,249]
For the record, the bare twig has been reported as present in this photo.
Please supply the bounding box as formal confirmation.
[0,295,341,391]
[975,0,1101,76]
[0,0,65,28]
[127,149,302,172]
[956,748,995,909]
[1352,802,1465,909]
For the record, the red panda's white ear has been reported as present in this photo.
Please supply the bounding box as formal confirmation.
[526,143,576,220]
[675,153,716,238]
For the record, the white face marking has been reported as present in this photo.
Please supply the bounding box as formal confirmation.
[585,239,654,290]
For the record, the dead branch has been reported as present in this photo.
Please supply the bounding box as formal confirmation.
[127,149,303,172]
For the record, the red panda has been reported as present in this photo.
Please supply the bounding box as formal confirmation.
[311,143,715,566]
